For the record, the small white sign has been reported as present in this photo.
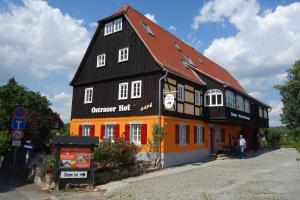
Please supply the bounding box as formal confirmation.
[12,139,21,147]
[164,94,175,109]
[60,171,88,179]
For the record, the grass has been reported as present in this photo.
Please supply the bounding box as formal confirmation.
[280,135,300,152]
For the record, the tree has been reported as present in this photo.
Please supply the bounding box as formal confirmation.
[0,78,56,153]
[275,60,300,137]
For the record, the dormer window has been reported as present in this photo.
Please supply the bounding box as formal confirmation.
[104,22,113,36]
[141,21,154,36]
[183,54,195,66]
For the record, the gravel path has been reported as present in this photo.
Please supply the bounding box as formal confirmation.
[104,148,300,200]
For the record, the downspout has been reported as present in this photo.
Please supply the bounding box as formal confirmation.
[158,69,169,166]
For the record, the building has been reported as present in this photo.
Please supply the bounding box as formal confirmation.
[69,5,270,167]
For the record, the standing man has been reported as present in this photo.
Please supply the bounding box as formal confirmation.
[238,135,246,159]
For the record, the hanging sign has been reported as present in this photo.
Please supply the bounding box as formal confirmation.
[164,94,175,109]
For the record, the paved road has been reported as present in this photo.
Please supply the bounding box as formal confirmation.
[102,148,300,200]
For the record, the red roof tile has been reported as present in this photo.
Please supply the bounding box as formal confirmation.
[120,5,245,92]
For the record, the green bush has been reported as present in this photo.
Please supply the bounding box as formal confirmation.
[0,130,11,154]
[265,127,287,148]
[44,154,56,173]
[94,138,139,167]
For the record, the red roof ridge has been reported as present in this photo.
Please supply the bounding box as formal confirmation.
[113,4,130,15]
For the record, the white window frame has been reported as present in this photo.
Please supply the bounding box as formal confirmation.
[130,124,141,145]
[259,106,263,117]
[236,95,244,111]
[204,89,223,107]
[141,21,154,35]
[131,80,142,99]
[84,87,93,104]
[118,47,129,62]
[245,99,250,113]
[225,90,236,108]
[177,84,184,102]
[118,82,128,100]
[105,124,115,141]
[195,90,201,106]
[104,21,113,36]
[179,123,187,145]
[113,18,122,32]
[97,54,106,67]
[196,125,204,144]
[82,124,91,136]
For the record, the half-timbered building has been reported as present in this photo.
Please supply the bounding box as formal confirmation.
[70,5,270,167]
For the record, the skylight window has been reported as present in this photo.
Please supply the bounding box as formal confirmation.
[183,54,195,66]
[141,21,154,36]
[174,42,182,51]
[197,57,204,64]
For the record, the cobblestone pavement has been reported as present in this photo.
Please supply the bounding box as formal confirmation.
[104,148,300,200]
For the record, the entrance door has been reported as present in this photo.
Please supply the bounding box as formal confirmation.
[210,127,215,152]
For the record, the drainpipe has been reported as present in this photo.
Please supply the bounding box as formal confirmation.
[158,69,169,166]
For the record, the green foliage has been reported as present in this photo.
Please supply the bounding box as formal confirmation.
[265,127,286,148]
[151,123,165,152]
[0,130,11,154]
[0,78,56,152]
[49,123,70,137]
[44,154,56,173]
[275,60,300,137]
[94,138,139,167]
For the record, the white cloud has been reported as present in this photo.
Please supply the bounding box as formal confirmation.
[193,1,300,125]
[168,25,176,31]
[0,0,90,80]
[49,92,72,122]
[268,100,283,127]
[144,13,157,23]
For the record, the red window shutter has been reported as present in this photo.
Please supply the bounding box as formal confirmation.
[114,124,120,140]
[125,124,130,141]
[175,124,179,144]
[202,126,205,143]
[100,125,105,140]
[78,125,83,136]
[141,124,147,144]
[90,125,95,137]
[186,125,190,144]
[194,126,197,143]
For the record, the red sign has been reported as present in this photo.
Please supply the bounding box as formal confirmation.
[11,129,24,139]
[60,148,91,169]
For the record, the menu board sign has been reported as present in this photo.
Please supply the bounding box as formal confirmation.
[60,148,91,169]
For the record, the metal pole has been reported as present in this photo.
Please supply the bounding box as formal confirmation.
[11,147,17,178]
[158,69,168,166]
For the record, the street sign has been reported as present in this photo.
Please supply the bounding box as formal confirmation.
[12,139,21,147]
[24,144,33,149]
[12,118,26,129]
[11,129,24,139]
[60,171,88,179]
[13,107,26,119]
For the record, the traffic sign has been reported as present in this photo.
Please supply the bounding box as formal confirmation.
[24,140,33,149]
[12,139,21,147]
[60,171,88,179]
[13,107,26,119]
[12,118,26,129]
[11,129,24,139]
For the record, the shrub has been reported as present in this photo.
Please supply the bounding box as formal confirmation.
[44,154,56,173]
[94,138,139,167]
[0,130,11,154]
[265,127,287,148]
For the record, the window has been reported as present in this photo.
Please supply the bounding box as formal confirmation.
[118,47,129,62]
[179,124,187,145]
[131,124,141,145]
[204,89,223,106]
[183,54,195,66]
[104,22,113,36]
[82,125,91,136]
[245,99,250,113]
[225,90,235,108]
[177,84,184,102]
[118,82,128,100]
[131,80,142,99]
[259,106,263,117]
[174,42,182,51]
[264,108,268,118]
[105,124,114,141]
[195,90,201,106]
[84,88,93,104]
[236,95,244,111]
[196,125,204,144]
[97,54,106,67]
[113,18,122,32]
[141,21,154,36]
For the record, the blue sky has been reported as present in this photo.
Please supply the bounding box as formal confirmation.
[1,0,300,126]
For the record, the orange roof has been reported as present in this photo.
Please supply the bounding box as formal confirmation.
[115,5,245,92]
